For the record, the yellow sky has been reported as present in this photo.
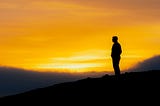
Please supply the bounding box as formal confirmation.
[0,0,160,73]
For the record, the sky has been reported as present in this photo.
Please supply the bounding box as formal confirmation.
[0,0,160,73]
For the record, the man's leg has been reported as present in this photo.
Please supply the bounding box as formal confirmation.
[113,58,120,76]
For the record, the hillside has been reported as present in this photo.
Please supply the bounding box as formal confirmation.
[1,70,160,105]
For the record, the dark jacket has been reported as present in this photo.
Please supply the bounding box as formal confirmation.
[111,42,122,58]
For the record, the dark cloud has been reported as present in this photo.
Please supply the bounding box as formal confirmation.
[0,66,106,97]
[0,67,78,97]
[126,55,160,72]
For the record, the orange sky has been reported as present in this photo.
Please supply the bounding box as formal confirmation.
[0,0,160,73]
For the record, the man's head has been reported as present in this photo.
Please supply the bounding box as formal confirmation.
[112,36,118,43]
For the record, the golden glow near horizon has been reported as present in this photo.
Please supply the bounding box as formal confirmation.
[0,0,160,73]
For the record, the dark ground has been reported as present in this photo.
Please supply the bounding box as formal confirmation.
[0,70,160,105]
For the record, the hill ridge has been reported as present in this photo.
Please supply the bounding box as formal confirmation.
[1,70,160,105]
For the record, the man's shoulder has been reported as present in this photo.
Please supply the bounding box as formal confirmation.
[115,42,121,46]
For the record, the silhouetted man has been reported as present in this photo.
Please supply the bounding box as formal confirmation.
[111,36,122,77]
